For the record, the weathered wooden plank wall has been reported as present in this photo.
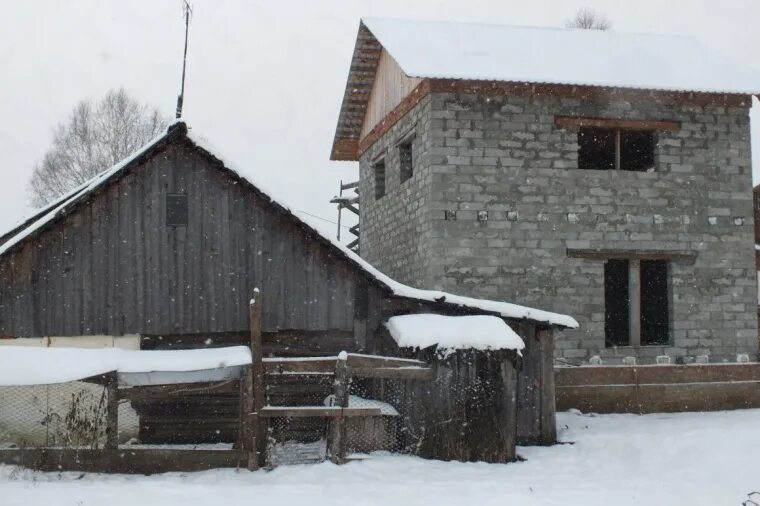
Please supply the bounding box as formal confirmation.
[369,347,519,463]
[0,141,360,337]
[516,323,557,445]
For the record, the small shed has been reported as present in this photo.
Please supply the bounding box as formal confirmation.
[381,314,524,462]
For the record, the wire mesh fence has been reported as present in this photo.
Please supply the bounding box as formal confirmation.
[263,375,415,466]
[0,382,139,449]
[345,378,407,455]
[266,374,331,465]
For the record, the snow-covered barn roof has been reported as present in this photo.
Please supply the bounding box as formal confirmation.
[0,121,577,329]
[331,17,760,160]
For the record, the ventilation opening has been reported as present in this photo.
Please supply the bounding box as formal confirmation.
[399,140,413,183]
[373,159,386,200]
[166,194,189,227]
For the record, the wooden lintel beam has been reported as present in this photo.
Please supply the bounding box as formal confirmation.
[566,248,697,263]
[554,116,681,131]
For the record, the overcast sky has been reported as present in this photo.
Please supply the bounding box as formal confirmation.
[1,0,759,238]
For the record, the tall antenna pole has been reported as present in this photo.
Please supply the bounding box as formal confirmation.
[175,1,192,119]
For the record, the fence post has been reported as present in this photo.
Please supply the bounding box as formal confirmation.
[105,372,119,450]
[238,364,255,469]
[249,290,267,469]
[328,352,349,464]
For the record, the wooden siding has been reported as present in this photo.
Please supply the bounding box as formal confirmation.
[360,49,422,138]
[0,140,360,337]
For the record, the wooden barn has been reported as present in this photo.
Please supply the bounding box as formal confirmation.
[0,121,576,464]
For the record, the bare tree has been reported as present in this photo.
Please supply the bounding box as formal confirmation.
[28,89,168,207]
[566,8,612,30]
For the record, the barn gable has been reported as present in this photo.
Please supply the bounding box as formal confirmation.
[0,127,365,337]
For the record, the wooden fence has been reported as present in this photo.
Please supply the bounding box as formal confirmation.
[244,292,435,468]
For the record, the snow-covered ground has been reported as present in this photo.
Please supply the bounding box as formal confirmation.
[3,409,760,506]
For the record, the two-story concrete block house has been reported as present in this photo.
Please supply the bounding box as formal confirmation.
[331,18,760,364]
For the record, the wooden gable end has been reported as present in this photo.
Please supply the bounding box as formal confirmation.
[0,138,366,338]
[360,49,422,138]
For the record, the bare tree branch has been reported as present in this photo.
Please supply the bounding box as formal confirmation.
[566,8,612,30]
[28,89,168,207]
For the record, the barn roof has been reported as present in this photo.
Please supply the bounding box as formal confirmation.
[0,121,577,329]
[331,17,760,160]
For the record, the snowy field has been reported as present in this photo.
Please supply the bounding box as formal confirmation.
[3,409,760,506]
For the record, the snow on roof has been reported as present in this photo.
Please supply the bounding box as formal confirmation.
[361,17,760,95]
[0,345,252,386]
[0,122,577,329]
[385,314,525,354]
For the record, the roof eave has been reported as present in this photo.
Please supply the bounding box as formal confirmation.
[329,21,383,163]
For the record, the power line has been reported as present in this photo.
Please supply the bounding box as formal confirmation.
[295,210,352,230]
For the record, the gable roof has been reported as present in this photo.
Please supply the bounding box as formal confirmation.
[331,17,760,160]
[0,121,577,329]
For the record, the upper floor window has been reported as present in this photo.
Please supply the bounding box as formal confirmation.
[373,158,386,200]
[555,116,679,173]
[398,136,414,183]
[578,127,655,172]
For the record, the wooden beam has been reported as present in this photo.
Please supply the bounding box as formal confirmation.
[0,448,246,474]
[345,353,429,368]
[429,80,750,108]
[328,354,350,464]
[120,380,239,401]
[258,406,382,418]
[238,365,255,470]
[555,116,681,131]
[105,372,119,450]
[566,248,697,263]
[629,259,641,348]
[262,354,432,375]
[263,357,337,374]
[350,366,436,380]
[537,328,557,444]
[249,292,267,469]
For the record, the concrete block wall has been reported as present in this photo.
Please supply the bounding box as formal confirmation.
[359,95,434,287]
[359,90,758,364]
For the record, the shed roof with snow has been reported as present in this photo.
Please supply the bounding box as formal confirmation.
[331,17,760,160]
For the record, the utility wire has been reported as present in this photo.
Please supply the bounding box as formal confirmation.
[295,209,352,230]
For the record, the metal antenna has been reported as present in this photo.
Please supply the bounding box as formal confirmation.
[175,1,192,119]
